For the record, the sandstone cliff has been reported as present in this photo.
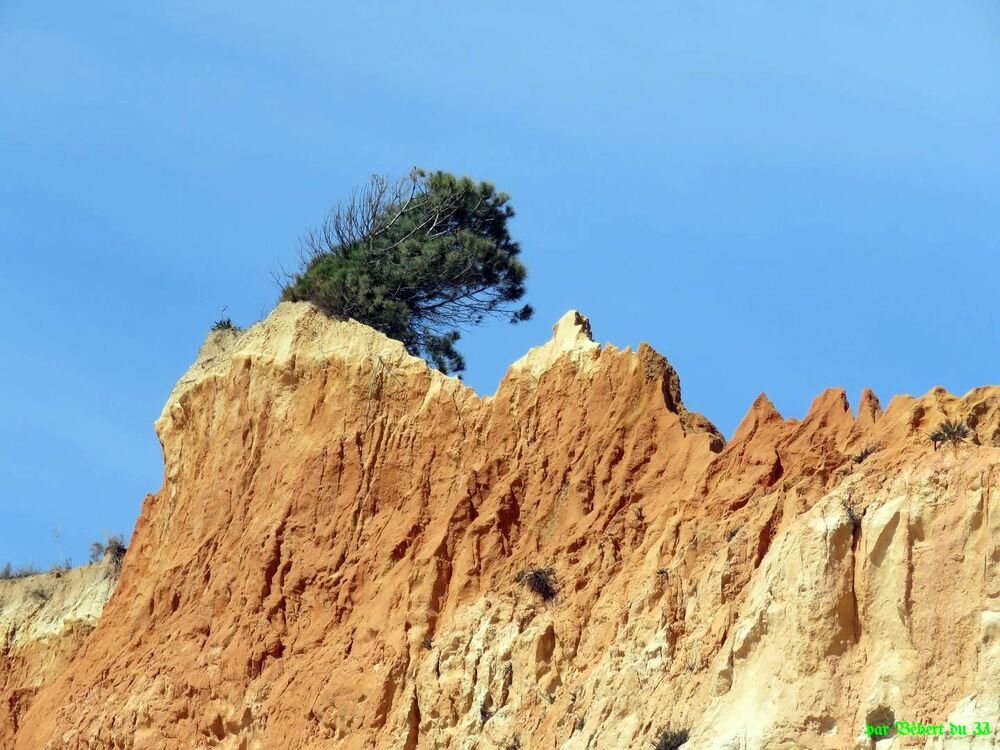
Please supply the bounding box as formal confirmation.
[9,303,1000,749]
[0,560,118,742]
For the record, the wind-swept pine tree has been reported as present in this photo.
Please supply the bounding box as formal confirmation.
[281,169,532,373]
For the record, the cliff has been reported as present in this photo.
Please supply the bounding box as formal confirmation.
[0,560,118,741]
[9,302,1000,749]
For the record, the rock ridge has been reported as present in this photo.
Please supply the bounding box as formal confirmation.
[9,302,1000,750]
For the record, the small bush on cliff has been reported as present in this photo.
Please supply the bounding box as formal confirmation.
[280,169,533,374]
[852,444,879,464]
[515,567,557,601]
[106,534,127,563]
[651,727,689,750]
[90,534,127,567]
[929,418,971,450]
[842,500,861,528]
[866,705,896,741]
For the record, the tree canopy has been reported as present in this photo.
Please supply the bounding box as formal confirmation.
[281,169,532,374]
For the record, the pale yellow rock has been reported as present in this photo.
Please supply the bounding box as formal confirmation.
[510,309,601,378]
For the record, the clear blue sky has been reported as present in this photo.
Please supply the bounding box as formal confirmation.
[2,2,998,568]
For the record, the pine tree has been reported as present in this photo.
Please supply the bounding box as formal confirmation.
[281,169,532,373]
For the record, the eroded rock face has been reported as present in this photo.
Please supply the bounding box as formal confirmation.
[0,560,118,743]
[10,303,1000,749]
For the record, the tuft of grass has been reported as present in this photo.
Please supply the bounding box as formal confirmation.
[211,306,240,332]
[842,501,861,529]
[929,419,971,450]
[852,444,879,464]
[651,728,690,750]
[27,585,51,603]
[516,567,557,601]
[211,317,239,332]
[504,735,521,750]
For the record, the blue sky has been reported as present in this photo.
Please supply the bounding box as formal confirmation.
[1,1,998,567]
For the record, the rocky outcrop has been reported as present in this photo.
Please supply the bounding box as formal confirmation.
[10,303,1000,749]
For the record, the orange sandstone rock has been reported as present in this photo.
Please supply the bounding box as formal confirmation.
[9,303,1000,749]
